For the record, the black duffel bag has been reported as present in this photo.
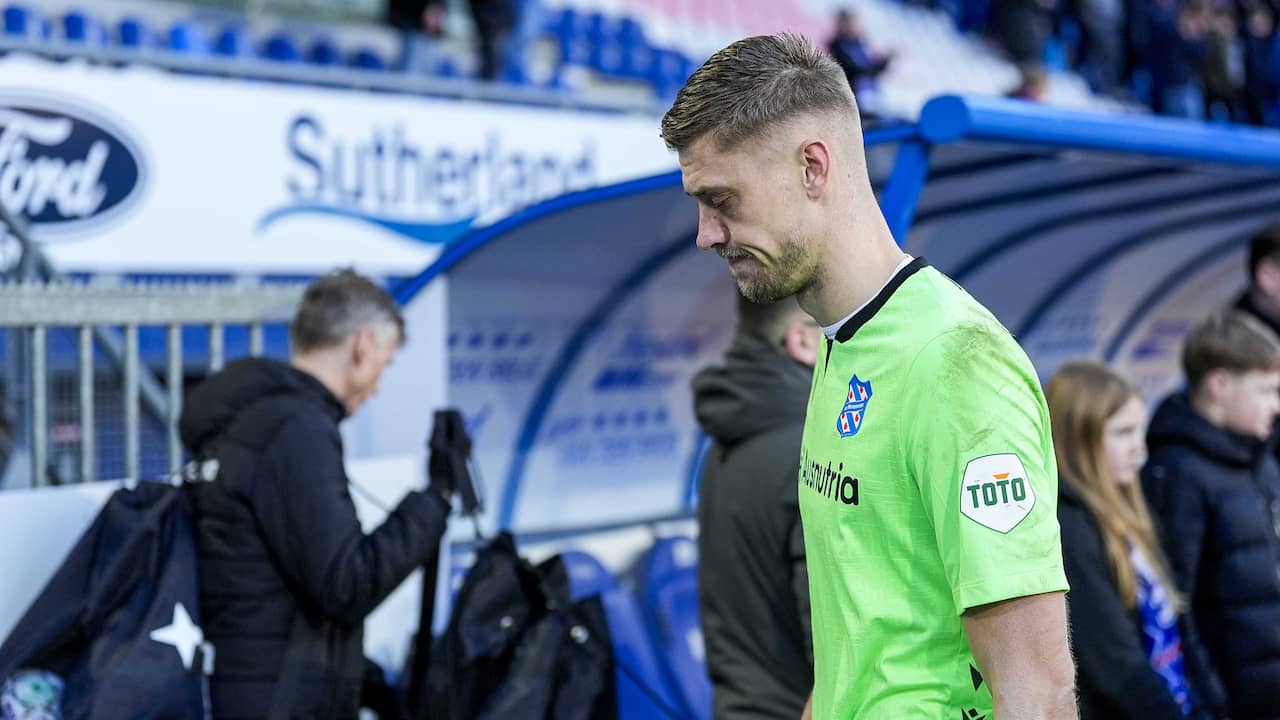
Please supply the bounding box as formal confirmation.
[421,532,616,720]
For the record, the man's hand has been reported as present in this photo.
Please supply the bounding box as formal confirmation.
[962,592,1077,719]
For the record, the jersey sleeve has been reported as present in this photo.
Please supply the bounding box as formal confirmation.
[900,324,1069,615]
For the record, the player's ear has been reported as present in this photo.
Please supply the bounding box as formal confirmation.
[800,139,831,200]
[1200,368,1231,406]
[1257,257,1280,299]
[784,319,821,368]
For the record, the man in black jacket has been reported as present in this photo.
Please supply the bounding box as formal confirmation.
[1234,221,1280,338]
[1143,309,1280,720]
[693,296,819,720]
[181,270,451,720]
[387,0,516,79]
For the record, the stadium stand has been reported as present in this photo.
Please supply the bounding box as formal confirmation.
[0,0,1127,117]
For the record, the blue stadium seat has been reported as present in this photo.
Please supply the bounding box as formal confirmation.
[559,550,684,720]
[306,37,341,66]
[117,16,154,49]
[62,10,106,45]
[544,69,570,91]
[543,5,567,35]
[167,20,210,54]
[1,5,25,36]
[262,32,301,63]
[640,536,712,720]
[553,7,590,65]
[592,39,625,77]
[617,17,644,48]
[649,49,691,99]
[434,57,461,79]
[585,12,623,74]
[500,62,531,86]
[349,47,386,70]
[562,549,621,600]
[620,42,653,79]
[584,12,609,48]
[213,25,251,57]
[4,5,50,40]
[615,17,649,77]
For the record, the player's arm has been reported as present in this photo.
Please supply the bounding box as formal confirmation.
[902,326,1075,716]
[962,592,1076,719]
[800,692,812,720]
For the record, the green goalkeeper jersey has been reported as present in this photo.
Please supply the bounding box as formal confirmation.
[799,257,1069,719]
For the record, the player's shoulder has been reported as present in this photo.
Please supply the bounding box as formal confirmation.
[899,268,1031,377]
[897,267,1015,347]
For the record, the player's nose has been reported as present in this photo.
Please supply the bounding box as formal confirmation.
[695,206,725,251]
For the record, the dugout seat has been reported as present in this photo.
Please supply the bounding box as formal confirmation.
[639,536,711,720]
[560,550,686,720]
[63,10,107,46]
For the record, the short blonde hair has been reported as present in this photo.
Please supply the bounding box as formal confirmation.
[659,33,855,153]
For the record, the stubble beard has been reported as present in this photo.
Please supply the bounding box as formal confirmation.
[728,232,818,304]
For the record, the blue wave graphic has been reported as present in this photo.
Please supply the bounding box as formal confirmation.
[258,204,477,245]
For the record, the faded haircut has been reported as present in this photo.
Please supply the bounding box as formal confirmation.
[659,33,857,153]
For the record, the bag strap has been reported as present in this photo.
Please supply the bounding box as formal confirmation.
[267,610,312,720]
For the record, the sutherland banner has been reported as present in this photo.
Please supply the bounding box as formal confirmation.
[0,55,675,275]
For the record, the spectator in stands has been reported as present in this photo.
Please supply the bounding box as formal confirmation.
[1242,3,1280,125]
[1144,0,1209,118]
[1234,221,1280,338]
[1073,0,1127,94]
[692,295,819,720]
[827,9,895,116]
[990,0,1058,66]
[1048,361,1226,720]
[1198,5,1246,121]
[1143,309,1280,720]
[181,270,452,720]
[388,0,519,80]
[388,0,446,74]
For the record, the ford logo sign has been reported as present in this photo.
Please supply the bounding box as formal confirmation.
[0,99,144,231]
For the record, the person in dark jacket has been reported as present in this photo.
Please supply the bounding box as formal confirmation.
[181,270,452,720]
[1144,0,1210,118]
[388,0,517,80]
[1047,361,1226,719]
[1143,309,1280,720]
[1236,221,1280,339]
[692,295,820,720]
[827,10,895,101]
[1241,4,1278,126]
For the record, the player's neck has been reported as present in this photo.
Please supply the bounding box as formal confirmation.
[800,213,907,328]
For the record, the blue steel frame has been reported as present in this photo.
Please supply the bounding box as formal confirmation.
[395,95,1280,528]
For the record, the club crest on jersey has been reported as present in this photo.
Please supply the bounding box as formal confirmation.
[836,375,873,438]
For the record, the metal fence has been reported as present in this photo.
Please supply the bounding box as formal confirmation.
[0,282,305,488]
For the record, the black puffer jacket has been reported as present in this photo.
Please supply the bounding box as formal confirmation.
[1058,480,1226,719]
[181,358,449,720]
[693,332,813,720]
[1143,392,1280,720]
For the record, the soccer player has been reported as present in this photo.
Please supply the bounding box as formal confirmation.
[660,35,1076,719]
